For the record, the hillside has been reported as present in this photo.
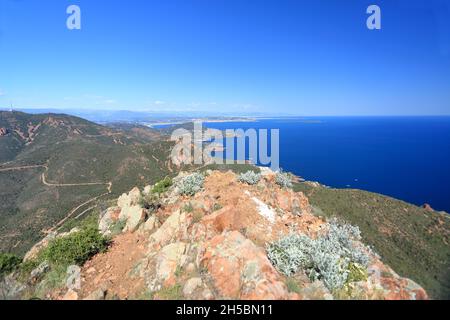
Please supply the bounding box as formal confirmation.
[293,181,450,299]
[0,111,173,255]
[0,169,431,300]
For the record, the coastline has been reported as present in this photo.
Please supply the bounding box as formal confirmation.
[145,117,257,128]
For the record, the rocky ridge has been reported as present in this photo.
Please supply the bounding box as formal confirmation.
[2,169,428,300]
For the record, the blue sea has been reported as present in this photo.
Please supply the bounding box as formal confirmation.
[204,117,450,212]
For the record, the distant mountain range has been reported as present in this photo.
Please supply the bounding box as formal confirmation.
[0,108,282,124]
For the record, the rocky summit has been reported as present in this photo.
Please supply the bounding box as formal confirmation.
[1,169,429,300]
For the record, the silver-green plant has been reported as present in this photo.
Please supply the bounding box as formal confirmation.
[177,172,205,196]
[267,219,370,291]
[238,171,261,185]
[275,171,292,188]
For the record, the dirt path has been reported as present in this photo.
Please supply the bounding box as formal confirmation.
[78,232,147,299]
[41,168,113,232]
[41,169,109,187]
[0,164,47,172]
[49,190,111,233]
[37,165,113,231]
[0,162,113,233]
[74,205,98,220]
[0,163,110,188]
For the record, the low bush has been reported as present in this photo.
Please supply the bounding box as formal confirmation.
[152,177,173,195]
[238,171,261,185]
[275,171,293,188]
[177,173,205,196]
[0,253,22,277]
[154,284,183,300]
[267,219,370,291]
[346,262,368,283]
[40,225,109,267]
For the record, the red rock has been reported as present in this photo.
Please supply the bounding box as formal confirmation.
[274,189,310,215]
[0,127,8,136]
[201,231,289,300]
[62,289,78,300]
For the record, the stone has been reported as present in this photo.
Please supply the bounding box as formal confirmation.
[66,265,81,291]
[62,289,78,300]
[30,261,50,282]
[274,189,310,215]
[99,207,121,236]
[155,242,187,287]
[201,231,289,299]
[83,288,106,300]
[143,215,158,232]
[122,206,146,232]
[0,127,9,136]
[149,210,191,248]
[118,187,142,208]
[0,275,27,299]
[183,277,203,296]
[143,185,152,195]
[185,262,196,274]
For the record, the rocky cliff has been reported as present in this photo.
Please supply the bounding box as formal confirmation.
[1,169,428,300]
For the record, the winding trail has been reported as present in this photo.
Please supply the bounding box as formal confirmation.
[49,191,110,233]
[0,164,47,172]
[41,169,110,188]
[40,166,113,232]
[0,162,113,232]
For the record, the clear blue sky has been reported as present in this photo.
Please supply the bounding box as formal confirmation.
[0,0,449,115]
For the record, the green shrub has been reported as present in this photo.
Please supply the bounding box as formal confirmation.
[346,262,368,283]
[0,253,22,277]
[177,173,205,196]
[212,203,223,212]
[238,171,261,185]
[18,259,40,281]
[40,226,109,267]
[155,284,183,300]
[151,177,173,194]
